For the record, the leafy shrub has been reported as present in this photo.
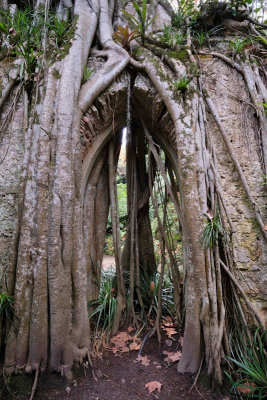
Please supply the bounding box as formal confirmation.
[226,328,267,399]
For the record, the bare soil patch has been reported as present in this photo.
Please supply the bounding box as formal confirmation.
[1,330,230,400]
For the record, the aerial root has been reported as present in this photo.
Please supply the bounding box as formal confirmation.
[188,355,204,394]
[87,351,98,382]
[29,365,39,400]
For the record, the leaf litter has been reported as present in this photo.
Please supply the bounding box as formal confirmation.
[145,381,162,394]
[110,329,141,354]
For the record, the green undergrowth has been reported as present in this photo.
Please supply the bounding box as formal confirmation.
[0,7,75,85]
[88,268,176,337]
[225,327,267,399]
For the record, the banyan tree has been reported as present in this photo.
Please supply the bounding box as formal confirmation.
[0,0,266,394]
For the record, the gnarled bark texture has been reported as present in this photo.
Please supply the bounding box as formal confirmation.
[0,0,266,385]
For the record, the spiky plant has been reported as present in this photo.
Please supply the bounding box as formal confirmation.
[113,25,139,51]
[201,212,223,248]
[173,76,191,93]
[122,0,156,45]
[226,328,267,399]
[88,269,118,332]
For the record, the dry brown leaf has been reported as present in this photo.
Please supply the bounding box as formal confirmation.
[121,346,129,353]
[164,327,177,337]
[136,355,150,366]
[110,331,131,348]
[112,347,118,354]
[237,381,256,395]
[264,225,267,231]
[145,381,162,394]
[129,342,141,351]
[127,326,134,332]
[163,350,182,363]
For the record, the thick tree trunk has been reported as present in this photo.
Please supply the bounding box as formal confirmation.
[1,0,266,385]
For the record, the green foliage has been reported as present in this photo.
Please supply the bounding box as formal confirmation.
[0,8,74,81]
[226,328,267,399]
[140,271,175,319]
[122,0,156,45]
[0,292,14,321]
[229,36,248,54]
[113,25,139,51]
[261,174,267,185]
[104,235,115,256]
[171,0,196,29]
[255,36,267,46]
[45,12,74,49]
[259,103,267,116]
[193,26,223,48]
[173,75,191,93]
[82,66,94,83]
[201,213,223,248]
[161,24,186,47]
[88,269,117,332]
[228,0,253,15]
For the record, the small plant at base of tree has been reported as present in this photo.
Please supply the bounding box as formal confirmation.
[88,269,118,333]
[230,36,248,54]
[171,0,196,29]
[122,0,156,46]
[113,25,139,52]
[173,76,191,93]
[82,66,94,83]
[226,327,267,399]
[193,26,223,48]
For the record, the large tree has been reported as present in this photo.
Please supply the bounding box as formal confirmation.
[0,0,266,390]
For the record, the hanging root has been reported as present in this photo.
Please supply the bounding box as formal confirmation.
[29,366,39,400]
[220,260,264,327]
[188,355,204,394]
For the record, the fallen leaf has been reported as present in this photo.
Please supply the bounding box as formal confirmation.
[264,225,267,231]
[145,381,162,394]
[237,381,256,395]
[121,346,129,353]
[164,327,177,337]
[136,355,150,366]
[163,350,182,363]
[127,326,134,332]
[129,342,141,351]
[112,347,118,354]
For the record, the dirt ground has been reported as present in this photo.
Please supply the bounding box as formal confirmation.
[1,330,231,400]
